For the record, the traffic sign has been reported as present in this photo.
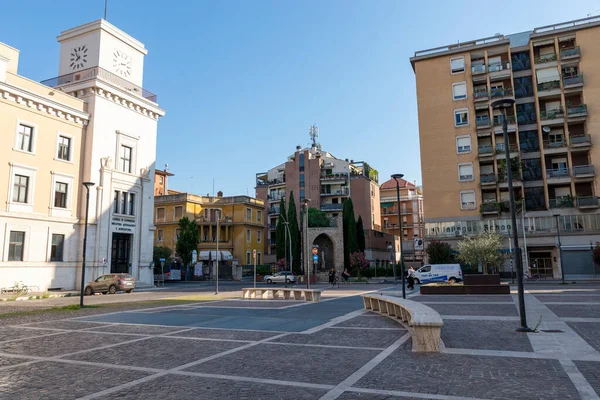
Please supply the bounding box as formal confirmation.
[312,247,318,255]
[159,258,166,262]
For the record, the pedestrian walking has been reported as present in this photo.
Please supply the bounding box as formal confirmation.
[407,266,416,290]
[328,267,336,288]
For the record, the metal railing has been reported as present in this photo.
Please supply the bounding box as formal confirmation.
[480,174,497,184]
[567,104,587,116]
[543,140,567,149]
[478,145,493,155]
[41,66,157,102]
[546,168,570,178]
[549,198,574,208]
[321,188,349,196]
[535,53,557,64]
[268,207,280,215]
[473,89,489,100]
[320,173,348,180]
[537,80,561,92]
[563,74,583,86]
[490,86,513,98]
[492,115,516,126]
[476,116,491,127]
[570,135,591,146]
[488,61,511,72]
[560,46,580,59]
[576,196,599,208]
[539,108,564,120]
[481,202,500,213]
[472,64,486,74]
[573,165,595,176]
[495,143,518,153]
[321,203,344,211]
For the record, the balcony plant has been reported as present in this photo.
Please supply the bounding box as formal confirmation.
[557,194,575,208]
[498,157,522,180]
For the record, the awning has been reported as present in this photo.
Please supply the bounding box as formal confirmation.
[380,202,394,207]
[199,250,233,261]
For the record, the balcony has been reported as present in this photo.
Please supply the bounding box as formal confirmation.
[268,194,285,202]
[490,86,514,99]
[321,188,349,196]
[560,47,580,60]
[549,197,574,209]
[576,196,599,209]
[546,168,570,180]
[481,202,500,214]
[517,112,537,126]
[492,115,516,126]
[573,165,595,179]
[40,66,158,102]
[320,173,348,181]
[473,89,489,101]
[480,174,497,186]
[537,80,560,93]
[382,208,398,216]
[539,108,564,121]
[476,116,491,128]
[563,74,584,88]
[570,135,591,149]
[515,83,534,99]
[535,53,557,64]
[321,203,343,212]
[472,64,486,75]
[567,104,587,119]
[543,140,568,154]
[488,61,511,80]
[525,196,547,211]
[495,143,518,155]
[268,207,280,215]
[478,145,494,157]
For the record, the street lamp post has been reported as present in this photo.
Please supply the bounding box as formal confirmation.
[80,182,95,307]
[282,220,292,288]
[553,214,565,284]
[390,224,397,283]
[303,199,311,289]
[215,210,221,295]
[492,98,531,332]
[391,174,405,299]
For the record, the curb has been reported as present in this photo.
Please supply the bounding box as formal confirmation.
[0,292,78,302]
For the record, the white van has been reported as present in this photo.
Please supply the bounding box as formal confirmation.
[413,264,463,284]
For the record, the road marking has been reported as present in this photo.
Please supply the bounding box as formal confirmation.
[559,359,600,400]
[264,341,386,351]
[346,387,490,400]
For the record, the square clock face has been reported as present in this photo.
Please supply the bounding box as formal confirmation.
[113,50,132,77]
[70,45,88,70]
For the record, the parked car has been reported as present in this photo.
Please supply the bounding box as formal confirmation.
[84,274,136,295]
[263,272,296,284]
[413,264,463,284]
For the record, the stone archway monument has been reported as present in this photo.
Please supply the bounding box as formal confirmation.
[307,214,344,275]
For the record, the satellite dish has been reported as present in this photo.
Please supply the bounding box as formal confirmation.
[542,126,551,133]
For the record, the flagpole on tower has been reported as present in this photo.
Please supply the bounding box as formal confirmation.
[104,0,108,20]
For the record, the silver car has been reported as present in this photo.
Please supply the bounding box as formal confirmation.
[264,272,296,284]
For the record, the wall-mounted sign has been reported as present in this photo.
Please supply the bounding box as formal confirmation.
[111,216,136,233]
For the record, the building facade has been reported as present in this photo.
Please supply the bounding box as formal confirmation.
[0,19,165,291]
[154,191,265,270]
[255,138,381,265]
[411,16,600,279]
[154,165,174,196]
[379,178,425,262]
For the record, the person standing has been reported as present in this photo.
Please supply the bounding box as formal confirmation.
[328,267,336,288]
[407,266,416,290]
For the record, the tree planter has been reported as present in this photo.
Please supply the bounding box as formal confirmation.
[421,274,510,295]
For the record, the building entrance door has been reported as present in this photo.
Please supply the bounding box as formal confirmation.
[529,252,553,277]
[111,233,131,274]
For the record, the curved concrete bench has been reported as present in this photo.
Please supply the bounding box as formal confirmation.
[242,288,323,302]
[362,294,443,352]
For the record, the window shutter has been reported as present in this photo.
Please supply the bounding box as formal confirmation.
[450,58,464,73]
[453,83,467,99]
[536,67,560,84]
[456,136,471,152]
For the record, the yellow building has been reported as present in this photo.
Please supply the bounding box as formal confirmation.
[154,190,266,269]
[0,42,90,290]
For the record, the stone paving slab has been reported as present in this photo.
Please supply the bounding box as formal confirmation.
[414,295,514,303]
[0,361,150,399]
[0,355,34,368]
[333,315,404,329]
[24,320,112,330]
[337,392,420,400]
[574,361,600,397]
[566,322,600,352]
[355,341,580,399]
[546,304,600,318]
[103,374,329,399]
[271,328,401,349]
[65,337,245,369]
[185,343,379,385]
[167,327,281,341]
[535,295,600,303]
[425,303,519,317]
[84,324,187,335]
[441,320,533,352]
[0,326,61,342]
[0,331,135,357]
[192,300,306,308]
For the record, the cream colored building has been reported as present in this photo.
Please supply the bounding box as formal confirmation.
[0,18,165,291]
[411,16,600,279]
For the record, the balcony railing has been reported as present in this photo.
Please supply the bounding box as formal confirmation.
[481,202,500,213]
[488,61,511,72]
[563,74,583,87]
[495,143,518,153]
[478,145,493,155]
[41,66,158,102]
[321,203,344,212]
[268,207,280,215]
[472,64,486,74]
[573,165,595,176]
[492,115,516,126]
[560,47,580,59]
[537,81,560,92]
[543,140,567,149]
[570,135,591,146]
[546,168,570,178]
[321,173,348,180]
[525,196,547,211]
[480,174,497,184]
[539,108,564,120]
[490,87,513,98]
[476,116,491,127]
[517,112,537,125]
[321,188,349,196]
[535,53,557,64]
[567,104,587,116]
[549,197,574,208]
[473,89,489,100]
[268,224,277,230]
[576,196,599,208]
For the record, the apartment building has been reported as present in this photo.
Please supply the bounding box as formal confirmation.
[255,140,381,264]
[379,178,425,262]
[411,16,600,279]
[0,19,165,291]
[154,190,265,271]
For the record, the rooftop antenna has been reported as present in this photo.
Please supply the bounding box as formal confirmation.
[189,176,194,193]
[309,124,322,151]
[104,0,108,20]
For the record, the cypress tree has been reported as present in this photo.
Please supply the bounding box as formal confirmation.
[287,191,301,274]
[356,215,366,253]
[343,198,358,268]
[275,197,287,261]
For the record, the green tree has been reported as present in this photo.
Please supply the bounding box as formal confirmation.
[275,197,287,261]
[175,216,200,269]
[287,191,301,274]
[343,198,358,268]
[356,215,366,252]
[152,246,172,275]
[308,208,330,227]
[457,232,503,274]
[426,240,455,264]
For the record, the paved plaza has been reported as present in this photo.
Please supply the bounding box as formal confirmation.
[0,284,599,399]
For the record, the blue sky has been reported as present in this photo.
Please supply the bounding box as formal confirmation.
[2,1,599,196]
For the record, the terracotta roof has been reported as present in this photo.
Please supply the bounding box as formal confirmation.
[380,178,415,190]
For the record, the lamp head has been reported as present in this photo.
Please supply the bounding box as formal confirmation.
[491,98,515,110]
[82,182,95,189]
[391,174,404,181]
